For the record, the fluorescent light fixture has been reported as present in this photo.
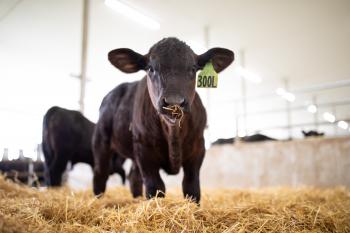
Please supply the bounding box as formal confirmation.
[105,0,160,30]
[284,93,296,102]
[307,104,317,114]
[337,121,348,130]
[275,88,295,102]
[237,66,262,84]
[323,112,336,123]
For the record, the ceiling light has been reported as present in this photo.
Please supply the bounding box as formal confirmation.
[337,121,348,130]
[284,92,295,102]
[307,104,317,114]
[105,0,160,30]
[323,112,336,123]
[237,66,262,84]
[275,88,295,102]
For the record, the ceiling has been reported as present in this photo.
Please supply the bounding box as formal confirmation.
[1,0,349,85]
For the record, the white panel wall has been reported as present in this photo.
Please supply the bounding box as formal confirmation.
[68,136,350,190]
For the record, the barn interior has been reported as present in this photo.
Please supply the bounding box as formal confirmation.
[0,0,349,232]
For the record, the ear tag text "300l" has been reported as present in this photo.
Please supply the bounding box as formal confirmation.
[197,62,218,88]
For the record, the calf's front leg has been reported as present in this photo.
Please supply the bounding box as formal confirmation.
[142,170,165,199]
[182,147,205,204]
[92,136,112,196]
[128,161,143,197]
[135,144,165,199]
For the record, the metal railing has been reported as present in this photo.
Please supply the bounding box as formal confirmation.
[230,79,350,138]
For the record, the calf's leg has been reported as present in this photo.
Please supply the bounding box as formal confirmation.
[48,153,68,186]
[182,147,205,204]
[93,140,112,196]
[128,162,143,197]
[110,154,126,184]
[135,147,165,199]
[142,169,165,199]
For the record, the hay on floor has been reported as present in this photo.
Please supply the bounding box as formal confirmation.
[0,176,349,233]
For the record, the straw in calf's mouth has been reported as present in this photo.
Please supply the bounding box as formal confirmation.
[162,105,184,127]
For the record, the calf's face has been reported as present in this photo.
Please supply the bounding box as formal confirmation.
[108,38,234,125]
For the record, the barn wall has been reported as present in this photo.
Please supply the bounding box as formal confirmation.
[196,136,350,188]
[68,136,350,189]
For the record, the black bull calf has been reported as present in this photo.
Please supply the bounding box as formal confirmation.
[42,106,126,186]
[93,38,234,203]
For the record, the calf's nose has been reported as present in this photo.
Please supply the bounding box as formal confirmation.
[164,96,185,107]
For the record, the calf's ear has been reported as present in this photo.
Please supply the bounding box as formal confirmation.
[108,48,147,73]
[197,48,234,73]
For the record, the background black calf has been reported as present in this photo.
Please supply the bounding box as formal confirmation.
[42,106,126,186]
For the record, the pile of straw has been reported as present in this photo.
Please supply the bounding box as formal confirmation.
[0,176,349,233]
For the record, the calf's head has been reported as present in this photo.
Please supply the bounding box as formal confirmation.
[108,38,234,125]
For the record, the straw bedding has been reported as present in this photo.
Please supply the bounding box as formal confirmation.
[0,176,349,233]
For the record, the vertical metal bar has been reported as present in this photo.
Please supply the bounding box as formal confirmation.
[19,149,24,160]
[313,95,318,130]
[284,78,292,139]
[235,101,240,141]
[79,0,90,113]
[28,160,34,186]
[332,105,337,136]
[2,148,9,161]
[287,102,292,139]
[36,144,42,162]
[240,50,248,136]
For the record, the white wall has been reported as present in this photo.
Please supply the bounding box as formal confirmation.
[67,136,350,190]
[201,136,350,188]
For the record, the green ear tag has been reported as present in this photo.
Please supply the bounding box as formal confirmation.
[197,62,218,88]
